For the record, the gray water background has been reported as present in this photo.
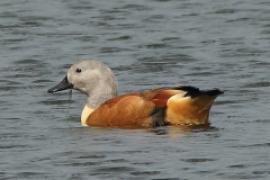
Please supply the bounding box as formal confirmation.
[0,0,270,179]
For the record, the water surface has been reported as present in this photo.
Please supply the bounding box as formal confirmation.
[0,0,270,179]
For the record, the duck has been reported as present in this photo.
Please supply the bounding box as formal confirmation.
[48,60,223,128]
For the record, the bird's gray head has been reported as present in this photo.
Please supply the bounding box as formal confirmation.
[48,60,117,107]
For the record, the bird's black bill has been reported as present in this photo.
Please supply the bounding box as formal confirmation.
[47,76,73,94]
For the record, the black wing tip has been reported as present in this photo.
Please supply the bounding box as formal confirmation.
[174,86,224,97]
[174,86,200,97]
[203,88,224,96]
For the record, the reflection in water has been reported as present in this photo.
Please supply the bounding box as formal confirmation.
[150,126,191,136]
[149,125,219,139]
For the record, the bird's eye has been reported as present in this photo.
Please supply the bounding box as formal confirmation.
[76,68,82,73]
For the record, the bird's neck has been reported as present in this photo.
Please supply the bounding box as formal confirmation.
[86,82,117,108]
[81,83,116,126]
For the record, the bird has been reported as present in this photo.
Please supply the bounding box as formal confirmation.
[48,60,223,128]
